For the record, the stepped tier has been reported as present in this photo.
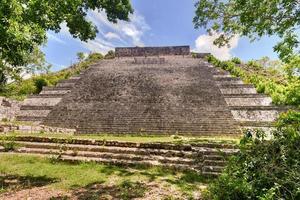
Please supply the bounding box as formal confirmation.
[16,75,83,124]
[16,51,286,135]
[39,57,240,135]
[209,63,287,131]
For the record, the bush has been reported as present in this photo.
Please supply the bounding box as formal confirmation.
[34,77,49,94]
[247,60,263,70]
[206,55,300,106]
[87,53,103,62]
[104,50,115,59]
[18,82,36,95]
[231,57,242,64]
[205,112,300,200]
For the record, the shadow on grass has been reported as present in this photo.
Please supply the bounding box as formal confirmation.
[0,174,57,194]
[69,180,147,200]
[165,171,211,193]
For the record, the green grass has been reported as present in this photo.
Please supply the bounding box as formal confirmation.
[0,154,211,198]
[1,132,240,144]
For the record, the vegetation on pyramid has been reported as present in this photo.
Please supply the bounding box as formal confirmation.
[206,55,300,107]
[204,55,300,200]
[0,53,104,100]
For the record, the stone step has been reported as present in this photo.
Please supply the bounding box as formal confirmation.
[229,106,286,111]
[219,84,254,88]
[28,94,66,98]
[20,105,54,110]
[40,90,70,95]
[220,87,257,95]
[75,129,241,135]
[214,77,241,81]
[239,121,276,127]
[203,160,227,166]
[57,79,78,84]
[1,152,199,172]
[56,83,76,88]
[15,147,196,165]
[16,142,237,158]
[213,75,232,78]
[17,110,51,117]
[42,86,72,91]
[231,109,279,122]
[10,136,237,150]
[203,155,226,161]
[223,94,269,98]
[215,80,244,85]
[16,116,46,122]
[22,98,61,108]
[202,165,225,173]
[225,97,272,107]
[201,171,221,177]
[15,141,197,158]
[60,155,200,171]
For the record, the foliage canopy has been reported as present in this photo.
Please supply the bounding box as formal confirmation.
[205,55,300,200]
[0,0,132,70]
[194,0,300,61]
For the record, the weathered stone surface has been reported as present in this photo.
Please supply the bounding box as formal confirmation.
[14,46,285,135]
[42,56,240,135]
[0,97,21,121]
[115,46,190,57]
[133,57,166,64]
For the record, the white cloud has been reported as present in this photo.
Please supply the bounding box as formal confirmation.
[47,33,66,44]
[89,10,150,47]
[82,38,114,54]
[194,33,239,60]
[104,32,122,40]
[49,11,150,54]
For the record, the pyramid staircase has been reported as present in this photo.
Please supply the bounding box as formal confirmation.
[15,54,287,134]
[205,61,287,132]
[16,74,83,124]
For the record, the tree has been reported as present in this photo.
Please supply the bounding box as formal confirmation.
[0,0,133,72]
[77,52,86,62]
[26,46,52,75]
[193,0,300,61]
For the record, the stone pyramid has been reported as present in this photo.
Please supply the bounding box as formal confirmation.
[17,46,282,135]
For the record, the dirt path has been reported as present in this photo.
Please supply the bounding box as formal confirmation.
[0,183,204,200]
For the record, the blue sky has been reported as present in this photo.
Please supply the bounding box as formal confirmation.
[45,0,279,71]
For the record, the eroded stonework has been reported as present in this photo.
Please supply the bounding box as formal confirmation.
[0,97,21,121]
[115,46,190,57]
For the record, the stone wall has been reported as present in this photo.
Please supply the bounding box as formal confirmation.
[115,46,190,57]
[0,97,21,121]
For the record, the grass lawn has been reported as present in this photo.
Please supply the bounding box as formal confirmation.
[0,154,211,199]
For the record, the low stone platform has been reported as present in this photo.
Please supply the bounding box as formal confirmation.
[0,136,238,176]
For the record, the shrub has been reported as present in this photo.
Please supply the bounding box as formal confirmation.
[34,77,49,94]
[231,57,242,64]
[104,50,115,59]
[18,81,36,95]
[247,60,263,70]
[204,112,300,200]
[87,53,103,62]
[1,136,18,152]
[206,55,299,106]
